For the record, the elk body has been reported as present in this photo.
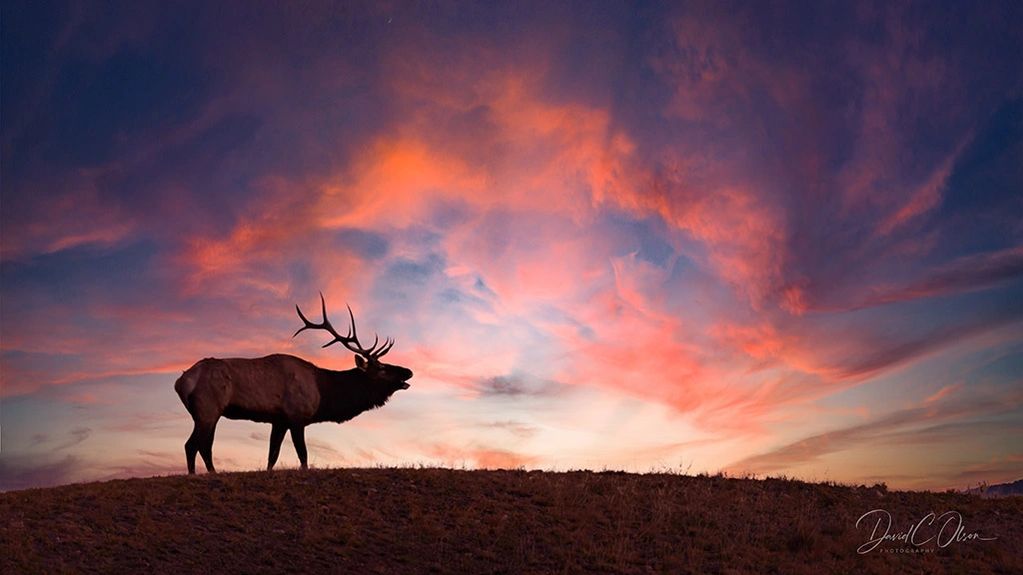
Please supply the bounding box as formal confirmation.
[174,296,412,474]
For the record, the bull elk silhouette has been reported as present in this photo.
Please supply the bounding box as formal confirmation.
[174,294,413,474]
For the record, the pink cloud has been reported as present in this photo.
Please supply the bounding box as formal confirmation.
[876,140,965,236]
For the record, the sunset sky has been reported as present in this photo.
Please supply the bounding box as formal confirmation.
[2,1,1021,491]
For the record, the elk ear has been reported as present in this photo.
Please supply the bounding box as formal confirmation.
[355,355,367,371]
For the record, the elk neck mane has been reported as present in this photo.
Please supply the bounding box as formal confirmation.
[312,364,399,423]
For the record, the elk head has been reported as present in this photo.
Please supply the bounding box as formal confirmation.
[294,293,413,391]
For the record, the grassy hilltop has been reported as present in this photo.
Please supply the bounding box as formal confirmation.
[2,468,1020,574]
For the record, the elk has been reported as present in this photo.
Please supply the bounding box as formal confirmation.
[174,294,413,474]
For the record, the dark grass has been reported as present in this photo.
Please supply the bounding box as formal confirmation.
[2,468,1020,574]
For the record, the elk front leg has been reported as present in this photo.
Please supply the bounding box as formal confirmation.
[267,423,288,471]
[290,425,308,470]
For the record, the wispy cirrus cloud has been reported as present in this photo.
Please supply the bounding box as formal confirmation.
[727,387,1023,486]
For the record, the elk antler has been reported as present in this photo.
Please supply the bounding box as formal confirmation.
[294,293,394,360]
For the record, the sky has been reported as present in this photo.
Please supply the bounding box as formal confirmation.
[1,1,1021,492]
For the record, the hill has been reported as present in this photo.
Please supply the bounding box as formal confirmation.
[1,468,1020,574]
[966,478,1023,498]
